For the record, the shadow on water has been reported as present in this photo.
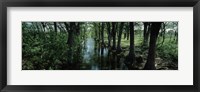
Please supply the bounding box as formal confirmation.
[78,37,128,70]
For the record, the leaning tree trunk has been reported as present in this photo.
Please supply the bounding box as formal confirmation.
[144,22,162,70]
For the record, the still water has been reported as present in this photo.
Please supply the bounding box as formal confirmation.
[80,37,127,70]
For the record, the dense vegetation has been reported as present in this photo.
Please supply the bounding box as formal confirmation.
[22,22,178,70]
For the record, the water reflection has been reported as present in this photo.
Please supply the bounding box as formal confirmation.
[80,37,127,70]
[83,38,95,63]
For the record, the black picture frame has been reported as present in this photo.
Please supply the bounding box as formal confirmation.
[0,0,199,92]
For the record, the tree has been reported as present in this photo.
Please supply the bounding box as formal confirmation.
[112,22,117,50]
[174,30,178,43]
[144,22,162,70]
[129,22,135,60]
[94,23,98,41]
[101,23,105,46]
[54,22,57,32]
[143,22,148,46]
[126,23,130,40]
[160,22,166,46]
[173,22,178,43]
[125,22,135,69]
[117,22,124,53]
[66,22,75,46]
[75,23,80,35]
[143,22,151,46]
[106,22,111,47]
[99,23,101,41]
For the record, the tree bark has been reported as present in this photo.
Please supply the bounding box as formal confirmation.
[66,22,75,46]
[75,23,80,35]
[125,22,135,69]
[117,22,124,53]
[106,22,111,47]
[144,22,162,70]
[128,22,135,61]
[161,23,166,45]
[112,22,116,50]
[143,22,148,46]
[54,22,57,32]
[94,23,98,41]
[126,24,130,40]
[101,23,105,46]
[143,23,151,46]
[99,23,101,41]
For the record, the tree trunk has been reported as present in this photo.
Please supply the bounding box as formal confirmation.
[169,32,172,42]
[143,22,148,46]
[143,23,151,46]
[126,24,130,40]
[112,22,116,50]
[144,22,162,70]
[99,23,101,41]
[94,23,98,41]
[128,22,135,61]
[101,23,105,46]
[125,22,135,69]
[106,22,111,47]
[174,30,177,42]
[117,22,124,53]
[76,23,80,35]
[67,22,75,46]
[175,30,178,43]
[161,23,166,45]
[54,22,57,32]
